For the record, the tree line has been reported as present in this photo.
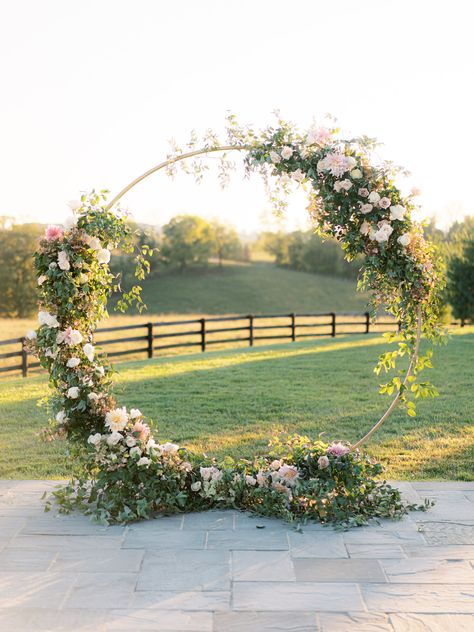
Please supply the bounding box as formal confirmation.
[0,213,473,321]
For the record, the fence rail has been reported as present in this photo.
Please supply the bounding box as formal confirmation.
[0,312,470,378]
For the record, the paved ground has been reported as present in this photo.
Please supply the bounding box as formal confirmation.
[0,481,473,631]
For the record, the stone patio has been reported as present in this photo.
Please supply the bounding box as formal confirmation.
[0,481,473,631]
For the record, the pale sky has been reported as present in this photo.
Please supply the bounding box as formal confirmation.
[1,0,473,232]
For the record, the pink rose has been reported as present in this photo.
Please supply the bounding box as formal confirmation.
[327,442,349,457]
[45,225,64,241]
[379,197,391,209]
[358,188,369,198]
[132,421,150,442]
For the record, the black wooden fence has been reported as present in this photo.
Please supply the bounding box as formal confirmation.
[0,312,469,378]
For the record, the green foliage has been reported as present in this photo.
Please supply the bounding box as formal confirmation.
[0,223,41,317]
[447,237,474,322]
[210,219,242,265]
[261,230,361,280]
[160,215,215,270]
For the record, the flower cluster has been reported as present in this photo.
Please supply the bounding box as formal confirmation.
[32,118,442,526]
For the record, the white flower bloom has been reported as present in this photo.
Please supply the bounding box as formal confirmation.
[350,168,363,179]
[137,456,151,467]
[270,459,282,471]
[129,446,142,457]
[360,221,371,236]
[87,433,102,446]
[105,407,129,432]
[26,330,37,340]
[280,146,293,160]
[368,191,381,204]
[306,126,331,146]
[191,481,202,491]
[49,261,57,269]
[292,168,305,183]
[379,196,391,209]
[389,205,405,221]
[57,251,70,271]
[67,386,80,399]
[67,357,80,368]
[146,438,157,453]
[126,435,137,447]
[68,200,82,212]
[371,223,394,243]
[106,432,123,446]
[45,348,58,359]
[339,179,352,191]
[83,343,95,362]
[160,442,179,454]
[97,248,111,265]
[69,330,83,345]
[96,366,105,377]
[245,475,257,486]
[38,311,59,328]
[269,150,281,164]
[88,392,99,402]
[277,464,300,486]
[55,410,67,423]
[360,203,373,214]
[398,233,411,247]
[318,455,330,469]
[78,273,89,284]
[37,275,47,286]
[129,408,142,419]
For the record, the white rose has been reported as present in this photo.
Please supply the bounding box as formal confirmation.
[160,442,179,454]
[398,233,411,247]
[97,249,111,265]
[96,366,105,377]
[83,343,95,362]
[55,410,67,423]
[87,236,102,251]
[87,433,102,446]
[57,251,70,271]
[390,205,405,221]
[105,406,129,432]
[340,179,352,191]
[360,203,373,214]
[49,261,57,269]
[26,330,37,340]
[129,408,142,419]
[146,438,157,453]
[68,200,82,212]
[106,432,123,446]
[67,386,80,399]
[137,456,151,467]
[37,275,47,286]
[126,435,137,447]
[88,392,99,402]
[67,357,80,368]
[69,330,83,345]
[350,168,363,179]
[280,146,293,160]
[38,311,59,328]
[373,225,394,243]
[269,150,281,164]
[245,475,257,486]
[129,446,142,457]
[368,191,381,204]
[191,481,202,491]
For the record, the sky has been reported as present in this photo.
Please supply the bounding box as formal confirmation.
[1,0,473,233]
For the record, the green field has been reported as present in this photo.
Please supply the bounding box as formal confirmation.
[1,328,472,481]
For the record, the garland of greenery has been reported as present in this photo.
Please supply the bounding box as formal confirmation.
[29,117,443,526]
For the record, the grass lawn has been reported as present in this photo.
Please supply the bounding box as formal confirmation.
[1,328,472,481]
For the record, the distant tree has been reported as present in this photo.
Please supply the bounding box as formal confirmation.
[447,237,474,324]
[210,220,242,266]
[0,223,41,317]
[160,215,215,270]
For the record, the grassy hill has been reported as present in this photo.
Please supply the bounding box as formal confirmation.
[112,262,369,315]
[0,328,472,480]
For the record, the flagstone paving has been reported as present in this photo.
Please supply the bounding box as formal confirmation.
[0,480,473,630]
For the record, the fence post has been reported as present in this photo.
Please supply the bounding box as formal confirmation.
[330,312,336,337]
[200,318,206,352]
[146,323,153,359]
[397,321,402,333]
[248,315,254,347]
[21,337,28,378]
[290,313,296,341]
[365,312,370,334]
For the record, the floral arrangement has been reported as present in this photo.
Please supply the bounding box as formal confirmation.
[29,117,442,526]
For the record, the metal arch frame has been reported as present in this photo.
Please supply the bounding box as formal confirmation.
[104,145,423,450]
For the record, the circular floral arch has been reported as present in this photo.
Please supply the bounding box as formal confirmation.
[31,117,443,525]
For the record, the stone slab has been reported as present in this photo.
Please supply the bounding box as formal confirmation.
[293,558,386,582]
[232,550,296,581]
[213,611,318,631]
[51,548,144,573]
[382,558,474,583]
[390,613,474,631]
[347,544,406,558]
[104,609,213,631]
[362,583,474,613]
[287,532,347,558]
[233,581,365,611]
[207,529,288,550]
[319,612,394,631]
[63,572,138,609]
[122,529,206,550]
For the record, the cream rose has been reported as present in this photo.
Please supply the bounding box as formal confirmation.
[83,343,95,362]
[389,205,405,221]
[280,146,293,160]
[350,168,363,179]
[67,386,80,399]
[67,357,80,368]
[398,233,411,247]
[97,249,111,265]
[368,191,381,204]
[105,407,129,432]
